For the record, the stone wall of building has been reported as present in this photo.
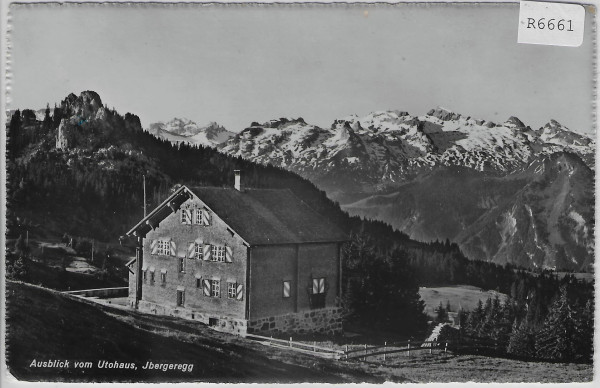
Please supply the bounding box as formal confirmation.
[136,299,248,335]
[247,307,343,336]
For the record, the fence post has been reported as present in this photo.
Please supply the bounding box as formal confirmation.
[313,341,316,353]
[364,344,367,361]
[430,341,433,354]
[270,335,272,346]
[290,337,292,348]
[383,341,387,362]
[445,342,448,353]
[345,345,348,361]
[407,340,411,357]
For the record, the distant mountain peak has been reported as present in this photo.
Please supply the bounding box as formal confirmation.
[426,107,461,121]
[504,116,526,129]
[146,118,234,147]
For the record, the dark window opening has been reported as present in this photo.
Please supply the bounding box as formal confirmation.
[177,290,185,307]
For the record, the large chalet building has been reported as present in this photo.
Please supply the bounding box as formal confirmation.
[125,171,348,335]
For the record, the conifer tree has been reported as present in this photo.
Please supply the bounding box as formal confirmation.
[8,109,22,157]
[465,300,484,336]
[507,318,535,358]
[535,285,578,361]
[42,103,53,133]
[436,301,448,323]
[573,298,594,362]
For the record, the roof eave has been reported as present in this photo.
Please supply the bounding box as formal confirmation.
[126,185,191,237]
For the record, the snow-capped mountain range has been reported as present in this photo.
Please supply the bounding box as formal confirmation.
[220,108,594,196]
[218,108,594,271]
[147,118,235,147]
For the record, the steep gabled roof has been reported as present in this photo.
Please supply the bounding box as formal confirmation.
[127,185,349,246]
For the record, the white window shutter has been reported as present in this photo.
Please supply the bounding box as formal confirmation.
[283,281,290,298]
[312,278,319,294]
[185,209,192,225]
[319,278,325,293]
[225,246,233,263]
[187,242,195,258]
[202,210,211,226]
[170,241,176,256]
[236,284,244,301]
[203,279,210,296]
[150,240,158,255]
[203,244,211,261]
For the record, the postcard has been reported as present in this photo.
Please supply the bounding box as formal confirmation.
[2,0,596,385]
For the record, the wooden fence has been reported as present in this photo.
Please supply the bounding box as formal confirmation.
[244,334,450,361]
[343,340,448,361]
[244,333,345,359]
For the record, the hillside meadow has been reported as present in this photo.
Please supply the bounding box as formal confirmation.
[419,285,508,316]
[5,281,592,383]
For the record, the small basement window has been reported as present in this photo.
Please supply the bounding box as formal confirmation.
[177,290,185,306]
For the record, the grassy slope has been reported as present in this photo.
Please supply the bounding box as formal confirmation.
[352,352,593,383]
[419,285,508,316]
[20,259,126,291]
[4,281,382,383]
[5,281,592,383]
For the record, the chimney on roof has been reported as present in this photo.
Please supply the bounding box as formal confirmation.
[234,170,242,191]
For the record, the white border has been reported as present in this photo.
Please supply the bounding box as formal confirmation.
[1,1,598,388]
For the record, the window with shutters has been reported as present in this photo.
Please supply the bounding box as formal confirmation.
[193,208,203,225]
[308,277,326,309]
[227,282,237,299]
[283,281,291,298]
[211,245,226,262]
[312,278,326,294]
[178,257,185,273]
[210,279,220,297]
[156,240,169,256]
[177,290,185,306]
[194,243,203,260]
[181,209,191,225]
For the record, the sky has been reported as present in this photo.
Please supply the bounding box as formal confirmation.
[7,2,595,134]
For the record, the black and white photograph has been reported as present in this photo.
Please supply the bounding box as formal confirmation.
[1,0,597,384]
